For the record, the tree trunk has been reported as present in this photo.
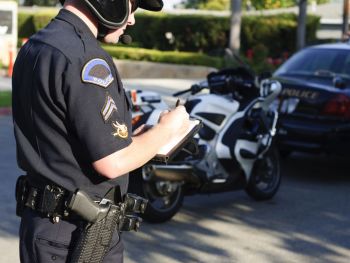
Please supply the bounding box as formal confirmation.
[342,0,350,40]
[296,0,307,50]
[229,0,242,54]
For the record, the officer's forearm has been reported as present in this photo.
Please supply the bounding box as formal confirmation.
[93,124,172,179]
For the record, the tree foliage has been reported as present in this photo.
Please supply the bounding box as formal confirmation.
[181,0,329,10]
[22,0,58,6]
[182,0,230,10]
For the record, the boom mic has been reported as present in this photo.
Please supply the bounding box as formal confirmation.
[120,35,132,45]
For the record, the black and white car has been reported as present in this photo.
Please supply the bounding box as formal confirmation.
[272,42,350,156]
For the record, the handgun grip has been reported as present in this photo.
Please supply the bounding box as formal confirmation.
[68,190,109,223]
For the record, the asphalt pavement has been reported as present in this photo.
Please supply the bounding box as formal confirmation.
[1,77,350,262]
[1,2,348,260]
[0,116,21,262]
[1,113,350,262]
[0,77,197,262]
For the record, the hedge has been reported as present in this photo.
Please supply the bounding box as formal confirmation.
[126,12,320,56]
[246,0,329,10]
[18,12,35,39]
[240,13,320,56]
[0,91,12,108]
[126,13,229,53]
[18,9,58,38]
[18,11,320,58]
[102,45,224,68]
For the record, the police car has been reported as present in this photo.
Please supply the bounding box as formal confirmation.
[272,42,350,156]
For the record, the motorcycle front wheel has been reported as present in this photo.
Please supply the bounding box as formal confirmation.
[128,168,184,223]
[245,146,281,200]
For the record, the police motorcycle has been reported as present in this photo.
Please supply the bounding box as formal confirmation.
[128,66,282,223]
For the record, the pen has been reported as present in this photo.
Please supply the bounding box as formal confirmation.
[175,98,180,107]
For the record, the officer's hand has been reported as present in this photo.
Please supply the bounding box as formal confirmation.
[158,106,190,138]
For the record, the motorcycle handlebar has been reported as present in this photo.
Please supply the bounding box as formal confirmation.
[173,88,192,97]
[173,83,206,97]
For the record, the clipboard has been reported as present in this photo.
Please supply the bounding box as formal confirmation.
[151,119,202,163]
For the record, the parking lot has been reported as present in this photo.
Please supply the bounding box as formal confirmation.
[0,80,349,262]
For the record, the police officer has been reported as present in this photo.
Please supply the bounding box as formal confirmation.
[12,0,190,262]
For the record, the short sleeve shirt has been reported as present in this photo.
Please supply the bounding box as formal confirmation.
[12,9,132,198]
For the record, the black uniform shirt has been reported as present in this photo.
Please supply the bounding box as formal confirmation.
[12,9,133,198]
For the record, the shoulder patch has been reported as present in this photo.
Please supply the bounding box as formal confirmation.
[81,58,114,88]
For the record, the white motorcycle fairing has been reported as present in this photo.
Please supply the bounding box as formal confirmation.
[188,93,259,181]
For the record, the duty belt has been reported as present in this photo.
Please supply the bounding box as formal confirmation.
[15,175,148,231]
[16,175,148,263]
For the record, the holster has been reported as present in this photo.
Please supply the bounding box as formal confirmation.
[70,203,120,263]
[68,191,147,263]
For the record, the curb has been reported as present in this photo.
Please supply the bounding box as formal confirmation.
[114,60,217,79]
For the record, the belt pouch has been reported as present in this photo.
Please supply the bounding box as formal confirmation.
[15,175,29,217]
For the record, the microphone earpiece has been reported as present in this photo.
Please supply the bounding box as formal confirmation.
[120,35,132,45]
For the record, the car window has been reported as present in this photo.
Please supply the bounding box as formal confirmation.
[275,48,350,79]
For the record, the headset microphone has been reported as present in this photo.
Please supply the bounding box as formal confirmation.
[120,35,132,45]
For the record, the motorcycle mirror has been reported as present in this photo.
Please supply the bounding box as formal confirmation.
[191,84,201,94]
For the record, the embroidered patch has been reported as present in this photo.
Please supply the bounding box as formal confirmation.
[81,58,114,88]
[101,93,117,123]
[112,121,128,139]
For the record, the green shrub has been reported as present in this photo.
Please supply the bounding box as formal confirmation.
[127,12,320,56]
[185,0,329,10]
[126,13,229,52]
[0,91,12,108]
[245,0,329,10]
[18,10,57,38]
[33,11,58,32]
[102,45,224,68]
[241,15,295,56]
[306,14,321,44]
[250,44,276,73]
[18,12,35,38]
[17,11,320,66]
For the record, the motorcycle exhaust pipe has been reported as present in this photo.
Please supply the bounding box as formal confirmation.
[142,164,200,185]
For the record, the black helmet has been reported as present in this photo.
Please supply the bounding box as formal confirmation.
[85,0,163,29]
[60,0,163,29]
